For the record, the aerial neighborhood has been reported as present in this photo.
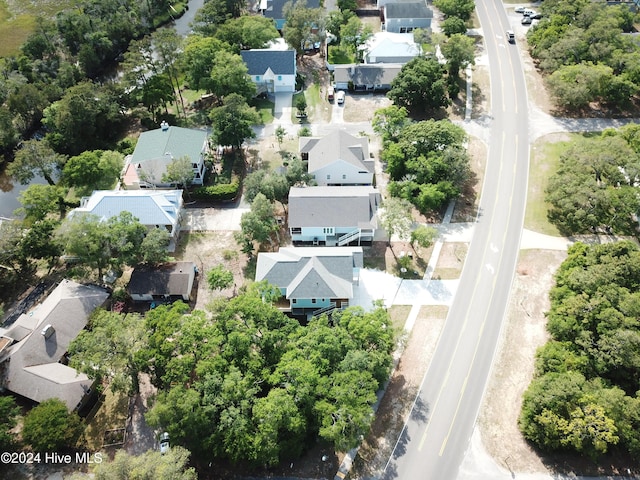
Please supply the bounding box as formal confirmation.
[1,0,640,478]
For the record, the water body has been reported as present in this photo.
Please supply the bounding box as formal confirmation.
[0,0,206,219]
[173,0,206,37]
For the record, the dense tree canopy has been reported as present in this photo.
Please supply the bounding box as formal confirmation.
[527,1,640,110]
[142,289,394,467]
[209,93,260,149]
[22,399,83,452]
[61,150,123,195]
[0,396,20,451]
[520,241,640,458]
[387,57,450,114]
[381,119,470,214]
[545,128,640,236]
[433,0,475,21]
[89,447,197,480]
[69,309,147,395]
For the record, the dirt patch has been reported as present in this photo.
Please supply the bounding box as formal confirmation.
[452,135,487,223]
[343,94,393,123]
[433,242,467,279]
[174,231,248,312]
[478,249,566,473]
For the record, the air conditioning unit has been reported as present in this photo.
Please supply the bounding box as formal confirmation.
[41,324,55,339]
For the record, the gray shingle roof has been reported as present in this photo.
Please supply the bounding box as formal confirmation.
[0,280,109,410]
[262,0,320,22]
[127,262,196,297]
[255,247,363,300]
[240,49,296,76]
[384,1,433,19]
[288,186,381,228]
[333,64,403,86]
[299,130,371,172]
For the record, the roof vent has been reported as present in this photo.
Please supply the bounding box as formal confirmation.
[161,120,169,131]
[41,324,55,339]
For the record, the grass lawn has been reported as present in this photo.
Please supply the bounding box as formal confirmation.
[0,0,78,57]
[84,387,129,451]
[525,133,583,235]
[250,97,274,124]
[388,304,412,333]
[328,45,355,65]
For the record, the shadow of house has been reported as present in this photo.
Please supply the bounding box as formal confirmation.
[0,280,109,412]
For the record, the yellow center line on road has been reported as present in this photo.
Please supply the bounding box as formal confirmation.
[418,130,507,453]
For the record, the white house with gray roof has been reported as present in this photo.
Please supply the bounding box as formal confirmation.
[362,32,422,64]
[255,246,363,316]
[299,130,373,186]
[123,122,208,189]
[71,190,184,252]
[0,280,109,411]
[383,1,433,33]
[240,49,296,93]
[288,186,381,245]
[334,64,403,91]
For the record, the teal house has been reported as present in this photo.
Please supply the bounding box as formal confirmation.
[255,246,363,318]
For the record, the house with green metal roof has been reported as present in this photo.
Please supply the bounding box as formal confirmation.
[123,121,209,189]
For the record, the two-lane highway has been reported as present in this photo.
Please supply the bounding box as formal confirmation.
[382,1,530,478]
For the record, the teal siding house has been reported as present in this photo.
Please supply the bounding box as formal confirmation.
[255,246,363,318]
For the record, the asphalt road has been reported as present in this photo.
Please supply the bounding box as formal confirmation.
[381,1,530,479]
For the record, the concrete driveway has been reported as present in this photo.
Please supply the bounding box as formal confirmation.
[273,92,293,125]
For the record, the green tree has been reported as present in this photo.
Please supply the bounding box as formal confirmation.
[162,155,195,190]
[209,93,260,149]
[22,399,83,451]
[0,396,19,451]
[440,33,475,78]
[92,446,197,480]
[275,125,286,149]
[192,0,246,35]
[151,29,187,118]
[69,310,147,394]
[295,95,307,116]
[372,105,409,144]
[19,219,62,272]
[340,16,372,59]
[182,36,231,93]
[57,211,147,279]
[410,224,438,249]
[547,62,613,110]
[283,4,325,57]
[43,82,125,156]
[215,15,279,50]
[236,193,279,254]
[62,150,123,195]
[388,57,450,114]
[441,16,468,36]
[326,10,355,44]
[7,139,65,186]
[140,228,171,265]
[378,197,414,246]
[207,50,256,103]
[337,0,357,11]
[17,184,68,222]
[207,264,234,291]
[433,0,475,21]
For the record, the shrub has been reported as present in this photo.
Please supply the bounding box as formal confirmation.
[192,181,240,202]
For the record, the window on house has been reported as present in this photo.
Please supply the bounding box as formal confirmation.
[291,227,302,234]
[256,76,261,81]
[311,298,316,304]
[192,163,198,169]
[292,299,297,304]
[342,174,346,179]
[277,75,282,80]
[327,174,331,179]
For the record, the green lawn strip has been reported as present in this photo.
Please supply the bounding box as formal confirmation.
[525,133,583,235]
[328,45,355,64]
[388,304,412,334]
[250,97,274,124]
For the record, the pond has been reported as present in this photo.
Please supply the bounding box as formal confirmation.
[0,168,46,220]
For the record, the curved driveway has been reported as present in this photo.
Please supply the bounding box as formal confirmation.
[381,1,530,478]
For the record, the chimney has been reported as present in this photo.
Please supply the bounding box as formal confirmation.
[41,324,55,339]
[161,120,169,131]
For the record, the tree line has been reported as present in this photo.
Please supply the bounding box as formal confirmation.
[527,0,640,111]
[546,124,640,237]
[520,241,640,459]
